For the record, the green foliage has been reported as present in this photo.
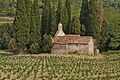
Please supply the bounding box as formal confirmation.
[56,0,64,24]
[13,0,32,52]
[65,0,72,33]
[65,0,71,21]
[29,42,40,53]
[41,34,52,52]
[70,16,81,34]
[88,0,99,38]
[8,38,17,52]
[30,0,41,47]
[29,0,41,53]
[108,41,119,49]
[102,50,120,54]
[50,5,57,37]
[61,7,68,33]
[80,0,89,32]
[98,21,109,51]
[80,0,104,48]
[41,0,51,35]
[0,0,120,52]
[81,0,98,36]
[104,7,120,50]
[56,0,69,33]
[0,23,13,49]
[80,0,90,35]
[0,7,16,17]
[2,32,11,46]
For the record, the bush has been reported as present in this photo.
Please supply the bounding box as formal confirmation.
[8,38,17,52]
[41,34,52,53]
[102,50,120,54]
[29,43,41,54]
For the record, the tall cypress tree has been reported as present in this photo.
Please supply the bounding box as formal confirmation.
[56,0,64,24]
[41,0,51,35]
[57,0,68,33]
[25,0,31,32]
[50,4,57,37]
[65,0,71,33]
[97,0,105,49]
[71,16,81,34]
[30,0,40,46]
[80,0,104,47]
[13,0,31,52]
[80,0,89,35]
[48,1,51,35]
[25,0,32,49]
[61,7,68,33]
[87,0,99,38]
[97,0,104,34]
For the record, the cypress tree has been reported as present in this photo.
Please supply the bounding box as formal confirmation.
[80,0,89,35]
[71,16,81,34]
[97,0,104,35]
[61,7,68,33]
[50,4,57,37]
[25,0,32,49]
[56,0,64,24]
[57,0,68,33]
[41,0,51,35]
[87,0,99,38]
[65,0,72,33]
[29,0,41,52]
[97,0,105,49]
[25,0,32,32]
[13,0,31,52]
[48,1,51,35]
[80,0,104,47]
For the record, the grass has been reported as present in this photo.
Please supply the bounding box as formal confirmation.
[0,53,120,80]
[0,17,14,25]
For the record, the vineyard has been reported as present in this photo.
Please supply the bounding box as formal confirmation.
[0,54,120,80]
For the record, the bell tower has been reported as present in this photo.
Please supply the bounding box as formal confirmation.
[54,23,65,38]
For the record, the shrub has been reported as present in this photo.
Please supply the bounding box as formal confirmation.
[102,50,120,54]
[29,42,40,54]
[8,38,17,52]
[41,34,52,53]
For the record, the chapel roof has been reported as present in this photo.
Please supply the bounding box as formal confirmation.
[53,34,93,44]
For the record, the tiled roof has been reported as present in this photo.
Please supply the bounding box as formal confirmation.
[53,35,92,44]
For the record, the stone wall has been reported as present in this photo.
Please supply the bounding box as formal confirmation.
[51,44,67,54]
[88,38,94,55]
[51,39,94,55]
[67,43,79,51]
[78,44,89,54]
[67,43,89,54]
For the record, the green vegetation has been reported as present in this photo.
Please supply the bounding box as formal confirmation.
[65,0,71,34]
[70,16,81,34]
[29,0,41,53]
[0,0,120,53]
[0,0,120,79]
[56,0,68,33]
[80,0,89,35]
[13,0,31,52]
[41,0,51,35]
[87,0,99,39]
[80,0,104,48]
[0,54,120,79]
[50,4,57,36]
